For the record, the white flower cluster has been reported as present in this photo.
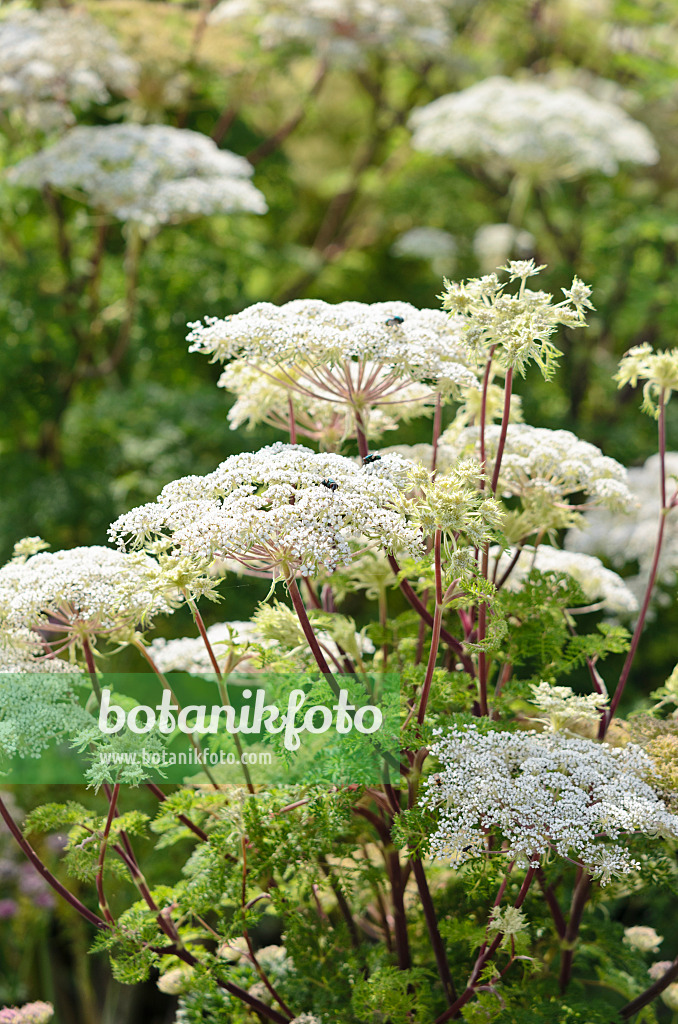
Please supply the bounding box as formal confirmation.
[493,545,638,615]
[566,452,678,610]
[0,652,79,675]
[157,966,194,995]
[0,545,174,644]
[528,681,608,732]
[7,125,267,229]
[623,926,663,954]
[440,424,632,521]
[109,443,422,581]
[0,6,137,130]
[422,725,678,881]
[188,299,476,396]
[409,76,658,182]
[210,0,455,66]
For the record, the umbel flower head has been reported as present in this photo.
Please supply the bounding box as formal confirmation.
[409,75,658,182]
[219,358,435,449]
[422,724,678,882]
[187,299,476,447]
[440,423,632,533]
[0,6,137,130]
[109,443,422,582]
[440,262,592,379]
[0,542,175,656]
[528,681,608,732]
[209,0,455,67]
[7,124,267,229]
[565,452,678,613]
[623,926,663,954]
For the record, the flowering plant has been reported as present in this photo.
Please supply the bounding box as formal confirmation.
[2,261,678,1024]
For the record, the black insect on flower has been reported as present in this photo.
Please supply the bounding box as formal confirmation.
[363,453,382,465]
[385,315,404,326]
[322,478,339,491]
[432,774,443,788]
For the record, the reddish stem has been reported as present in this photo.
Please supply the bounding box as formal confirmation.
[490,366,513,494]
[417,530,443,724]
[81,636,102,701]
[621,953,678,1019]
[412,857,457,1004]
[96,782,119,925]
[145,782,209,843]
[288,578,341,696]
[602,394,668,735]
[558,871,592,992]
[435,863,537,1023]
[354,412,369,460]
[536,867,566,938]
[0,795,107,930]
[185,595,255,792]
[478,347,496,491]
[387,555,474,675]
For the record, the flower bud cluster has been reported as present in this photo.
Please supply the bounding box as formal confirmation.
[440,262,591,378]
[615,344,678,418]
[528,681,608,732]
[623,926,663,953]
[398,459,504,547]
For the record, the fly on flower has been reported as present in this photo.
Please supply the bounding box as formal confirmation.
[363,453,382,465]
[322,478,339,491]
[385,316,404,326]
